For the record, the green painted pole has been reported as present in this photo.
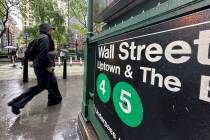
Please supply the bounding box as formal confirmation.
[82,0,93,118]
[87,0,93,38]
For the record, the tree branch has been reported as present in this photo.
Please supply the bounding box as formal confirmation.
[69,0,87,28]
[0,9,9,38]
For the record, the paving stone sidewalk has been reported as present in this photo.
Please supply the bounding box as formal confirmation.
[0,62,84,81]
[0,62,84,140]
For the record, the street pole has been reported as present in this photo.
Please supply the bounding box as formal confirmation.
[75,38,78,58]
[23,35,28,83]
[68,0,70,31]
[63,57,67,79]
[68,0,71,48]
[7,27,9,45]
[7,26,9,57]
[26,35,28,47]
[1,36,3,51]
[87,0,93,38]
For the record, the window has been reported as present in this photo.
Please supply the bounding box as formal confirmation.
[93,0,145,22]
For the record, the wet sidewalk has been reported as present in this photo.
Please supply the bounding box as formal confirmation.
[0,63,84,140]
[0,63,84,81]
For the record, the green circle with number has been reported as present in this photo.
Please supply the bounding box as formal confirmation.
[96,73,111,103]
[113,82,143,127]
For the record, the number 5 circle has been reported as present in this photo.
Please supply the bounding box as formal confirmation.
[96,73,111,103]
[113,82,143,127]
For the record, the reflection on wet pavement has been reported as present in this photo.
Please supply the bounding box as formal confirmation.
[0,72,83,140]
[0,63,84,81]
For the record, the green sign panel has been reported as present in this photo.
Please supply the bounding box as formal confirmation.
[94,8,210,140]
[112,82,143,127]
[97,73,111,103]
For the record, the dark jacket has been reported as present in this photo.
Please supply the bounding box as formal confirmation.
[33,33,55,68]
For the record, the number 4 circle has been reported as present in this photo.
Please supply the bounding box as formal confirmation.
[100,80,106,95]
[97,73,111,103]
[113,82,143,127]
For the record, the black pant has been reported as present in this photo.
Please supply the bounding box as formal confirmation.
[12,68,62,109]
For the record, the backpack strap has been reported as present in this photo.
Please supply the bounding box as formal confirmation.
[36,34,48,43]
[34,34,49,52]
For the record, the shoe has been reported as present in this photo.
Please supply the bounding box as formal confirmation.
[8,100,14,106]
[48,99,62,106]
[11,105,20,115]
[8,98,18,106]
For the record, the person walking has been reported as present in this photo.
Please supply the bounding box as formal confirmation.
[60,51,65,64]
[17,47,24,68]
[8,23,62,115]
[10,50,17,67]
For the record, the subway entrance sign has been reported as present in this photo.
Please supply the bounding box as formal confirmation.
[94,8,210,140]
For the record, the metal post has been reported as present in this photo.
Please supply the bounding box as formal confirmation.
[68,0,70,32]
[7,26,9,57]
[63,57,67,79]
[26,35,28,48]
[23,57,28,83]
[67,0,71,48]
[75,39,78,58]
[23,36,28,83]
[7,27,9,45]
[87,0,93,38]
[1,35,4,51]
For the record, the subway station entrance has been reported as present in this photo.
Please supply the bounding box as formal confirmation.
[79,0,210,140]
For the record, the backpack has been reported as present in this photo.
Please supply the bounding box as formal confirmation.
[24,34,46,61]
[24,39,38,61]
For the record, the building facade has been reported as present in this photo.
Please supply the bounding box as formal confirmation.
[1,16,19,50]
[22,2,35,29]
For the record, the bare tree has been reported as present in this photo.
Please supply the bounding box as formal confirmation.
[0,0,28,38]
